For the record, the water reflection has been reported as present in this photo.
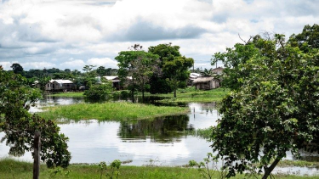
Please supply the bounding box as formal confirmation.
[119,115,192,143]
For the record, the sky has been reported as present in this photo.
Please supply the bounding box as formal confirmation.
[0,0,318,71]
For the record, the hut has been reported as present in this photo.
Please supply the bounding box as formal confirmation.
[192,77,220,90]
[103,76,132,90]
[45,79,76,91]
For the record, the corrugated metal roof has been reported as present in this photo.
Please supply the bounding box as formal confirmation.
[50,79,73,84]
[192,77,215,83]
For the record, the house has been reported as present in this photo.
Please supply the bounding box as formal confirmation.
[211,67,224,75]
[188,73,201,85]
[192,77,220,90]
[45,79,76,91]
[103,76,132,90]
[104,76,121,90]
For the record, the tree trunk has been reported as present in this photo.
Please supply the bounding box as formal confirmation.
[33,131,41,179]
[131,89,135,103]
[262,158,281,179]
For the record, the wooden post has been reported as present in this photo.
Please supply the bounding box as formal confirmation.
[33,130,41,179]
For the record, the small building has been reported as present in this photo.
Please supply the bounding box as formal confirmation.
[192,77,220,90]
[188,73,201,85]
[103,76,132,90]
[45,79,76,91]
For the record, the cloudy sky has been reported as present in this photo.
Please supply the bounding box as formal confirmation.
[0,0,318,71]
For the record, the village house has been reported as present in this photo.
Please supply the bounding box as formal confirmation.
[192,77,220,90]
[45,79,76,91]
[103,76,132,90]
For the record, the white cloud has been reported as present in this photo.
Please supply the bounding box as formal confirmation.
[0,61,12,70]
[0,0,318,71]
[87,57,118,68]
[59,59,86,70]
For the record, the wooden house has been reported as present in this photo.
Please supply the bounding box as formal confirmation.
[192,77,220,90]
[45,79,76,91]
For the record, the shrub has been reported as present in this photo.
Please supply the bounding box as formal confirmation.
[83,82,113,101]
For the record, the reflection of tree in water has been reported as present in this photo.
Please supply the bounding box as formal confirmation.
[118,115,191,143]
[197,102,218,114]
[40,96,83,106]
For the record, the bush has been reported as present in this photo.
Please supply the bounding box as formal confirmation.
[83,82,113,101]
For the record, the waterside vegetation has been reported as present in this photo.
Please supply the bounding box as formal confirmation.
[47,87,229,103]
[37,102,189,122]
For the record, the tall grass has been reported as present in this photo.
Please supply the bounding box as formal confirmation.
[37,102,189,122]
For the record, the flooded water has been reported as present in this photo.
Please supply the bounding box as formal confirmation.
[1,96,319,176]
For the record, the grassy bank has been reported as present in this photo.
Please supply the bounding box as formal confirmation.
[37,102,188,122]
[0,159,318,179]
[149,87,229,103]
[47,87,229,103]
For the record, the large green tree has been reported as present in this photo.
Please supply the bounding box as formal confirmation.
[0,69,71,168]
[163,56,194,97]
[115,50,159,101]
[11,63,24,75]
[211,27,319,179]
[148,43,193,94]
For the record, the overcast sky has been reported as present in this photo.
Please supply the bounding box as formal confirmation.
[0,0,318,71]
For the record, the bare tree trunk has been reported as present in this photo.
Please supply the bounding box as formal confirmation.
[262,158,281,179]
[33,131,41,179]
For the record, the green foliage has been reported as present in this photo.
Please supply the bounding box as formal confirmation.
[0,70,71,168]
[83,82,113,101]
[11,63,24,74]
[148,43,194,96]
[115,49,160,101]
[38,102,189,122]
[211,25,319,179]
[289,24,319,52]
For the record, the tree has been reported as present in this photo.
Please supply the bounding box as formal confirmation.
[96,66,107,76]
[11,63,24,75]
[148,43,193,94]
[163,56,194,97]
[211,30,319,179]
[82,65,97,89]
[289,24,319,52]
[0,69,71,168]
[115,50,159,102]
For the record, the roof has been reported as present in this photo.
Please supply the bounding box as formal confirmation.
[104,76,118,80]
[192,77,216,84]
[190,73,201,78]
[50,79,73,84]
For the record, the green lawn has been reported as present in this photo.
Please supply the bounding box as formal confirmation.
[37,102,189,122]
[0,159,318,179]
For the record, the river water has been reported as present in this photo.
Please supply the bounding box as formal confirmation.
[0,96,318,176]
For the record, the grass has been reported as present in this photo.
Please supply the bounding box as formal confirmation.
[46,87,229,103]
[47,92,84,97]
[37,102,189,122]
[149,87,229,103]
[1,158,318,179]
[278,160,319,168]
